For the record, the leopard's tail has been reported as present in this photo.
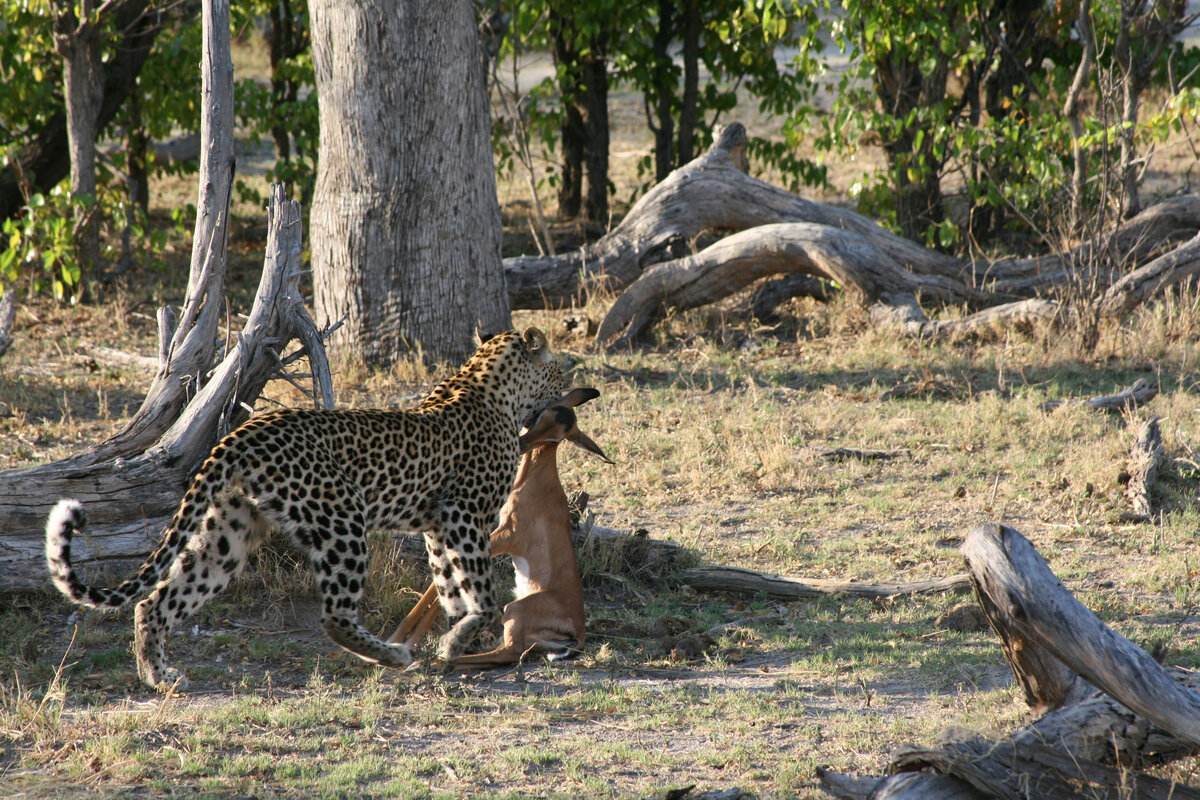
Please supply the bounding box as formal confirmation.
[45,499,186,609]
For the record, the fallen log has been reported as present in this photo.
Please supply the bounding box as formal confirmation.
[0,186,332,592]
[504,122,1200,318]
[679,565,970,600]
[502,122,962,311]
[1124,417,1165,520]
[594,222,990,347]
[1099,230,1200,318]
[1038,377,1159,412]
[818,522,1200,800]
[815,447,911,461]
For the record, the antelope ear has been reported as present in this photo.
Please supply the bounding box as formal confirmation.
[522,327,548,355]
[567,428,613,464]
[475,324,505,346]
[561,387,600,407]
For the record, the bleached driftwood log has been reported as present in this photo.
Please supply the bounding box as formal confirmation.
[502,121,1200,347]
[819,523,1200,800]
[0,185,332,592]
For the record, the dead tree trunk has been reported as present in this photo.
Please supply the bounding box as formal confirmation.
[501,122,1200,345]
[0,186,330,592]
[0,288,16,359]
[818,523,1200,800]
[0,0,333,593]
[1124,416,1165,520]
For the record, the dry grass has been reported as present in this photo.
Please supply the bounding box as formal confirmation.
[3,42,1200,800]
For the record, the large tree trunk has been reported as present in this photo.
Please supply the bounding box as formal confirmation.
[308,0,510,367]
[0,0,333,593]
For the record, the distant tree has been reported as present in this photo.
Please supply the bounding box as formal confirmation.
[308,0,510,366]
[0,0,158,236]
[502,0,823,228]
[548,2,612,222]
[806,0,1194,246]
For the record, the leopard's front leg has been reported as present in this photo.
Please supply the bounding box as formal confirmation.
[424,505,497,662]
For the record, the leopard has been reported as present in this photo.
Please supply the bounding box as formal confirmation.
[45,327,565,691]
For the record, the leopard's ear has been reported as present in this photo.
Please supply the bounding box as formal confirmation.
[522,327,548,356]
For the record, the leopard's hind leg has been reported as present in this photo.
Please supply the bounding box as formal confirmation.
[134,490,268,690]
[303,509,412,668]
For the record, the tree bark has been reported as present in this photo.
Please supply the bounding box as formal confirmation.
[53,0,107,275]
[1124,416,1164,519]
[0,288,17,359]
[309,0,510,367]
[581,45,610,224]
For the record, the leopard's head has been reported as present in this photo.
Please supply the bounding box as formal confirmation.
[461,327,565,421]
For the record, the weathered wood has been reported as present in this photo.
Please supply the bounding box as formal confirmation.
[36,0,235,471]
[504,122,963,311]
[815,447,910,461]
[1039,377,1159,413]
[1125,416,1164,519]
[0,187,327,591]
[817,766,989,800]
[898,298,1060,339]
[888,732,1200,800]
[822,524,1200,800]
[963,522,1200,745]
[595,222,987,347]
[1099,229,1200,318]
[867,770,989,800]
[679,565,971,600]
